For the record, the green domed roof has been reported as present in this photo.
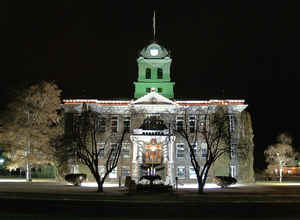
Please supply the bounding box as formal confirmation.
[140,42,169,59]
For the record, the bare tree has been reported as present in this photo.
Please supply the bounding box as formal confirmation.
[68,103,132,192]
[167,106,232,194]
[265,132,297,182]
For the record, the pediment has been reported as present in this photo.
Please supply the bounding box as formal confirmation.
[132,91,176,105]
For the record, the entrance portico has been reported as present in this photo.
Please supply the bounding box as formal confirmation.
[130,128,176,185]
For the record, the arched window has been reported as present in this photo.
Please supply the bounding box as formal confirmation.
[146,68,151,79]
[157,68,163,79]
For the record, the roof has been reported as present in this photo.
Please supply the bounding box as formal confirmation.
[140,42,169,59]
[63,93,246,107]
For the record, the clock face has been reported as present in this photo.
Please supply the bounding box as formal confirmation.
[150,48,159,56]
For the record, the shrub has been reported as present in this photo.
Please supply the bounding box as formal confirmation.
[65,174,87,186]
[213,176,237,188]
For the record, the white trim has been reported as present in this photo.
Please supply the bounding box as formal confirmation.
[132,91,177,105]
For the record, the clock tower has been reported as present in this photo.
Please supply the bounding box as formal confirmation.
[134,42,175,99]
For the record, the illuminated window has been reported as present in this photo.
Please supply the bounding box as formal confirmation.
[111,116,118,133]
[176,143,185,158]
[122,143,130,158]
[158,88,162,93]
[146,68,151,79]
[97,143,105,158]
[189,167,197,179]
[201,142,207,158]
[157,68,163,79]
[109,168,117,179]
[98,166,105,178]
[177,166,186,179]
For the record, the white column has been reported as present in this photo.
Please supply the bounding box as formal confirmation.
[163,143,168,163]
[130,136,139,181]
[138,144,143,164]
[168,136,176,185]
[132,141,138,163]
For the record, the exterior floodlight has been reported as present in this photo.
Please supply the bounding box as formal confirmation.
[0,158,4,165]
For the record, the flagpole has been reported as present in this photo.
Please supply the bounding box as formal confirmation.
[153,11,156,41]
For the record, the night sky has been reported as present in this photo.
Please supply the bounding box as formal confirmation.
[1,1,300,170]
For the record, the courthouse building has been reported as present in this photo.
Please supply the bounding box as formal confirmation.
[63,42,254,185]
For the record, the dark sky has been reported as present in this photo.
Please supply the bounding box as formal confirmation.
[1,1,300,170]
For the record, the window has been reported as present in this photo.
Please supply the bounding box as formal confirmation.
[189,116,196,133]
[199,115,205,131]
[158,88,162,93]
[123,117,131,132]
[157,68,163,79]
[111,116,118,133]
[122,143,130,158]
[146,88,151,93]
[97,143,105,158]
[176,144,185,158]
[190,143,198,157]
[98,166,105,178]
[109,168,117,179]
[200,142,207,158]
[176,116,184,131]
[121,167,130,177]
[189,167,197,179]
[177,166,186,179]
[97,117,106,132]
[229,114,236,133]
[146,68,151,79]
[110,143,118,157]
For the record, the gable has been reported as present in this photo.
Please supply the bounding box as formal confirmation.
[132,91,176,105]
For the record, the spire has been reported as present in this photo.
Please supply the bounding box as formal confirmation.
[153,11,156,41]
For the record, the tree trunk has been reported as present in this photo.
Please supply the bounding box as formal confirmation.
[198,182,205,194]
[197,176,205,194]
[96,177,104,193]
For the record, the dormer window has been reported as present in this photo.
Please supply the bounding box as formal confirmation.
[157,68,163,79]
[146,68,151,79]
